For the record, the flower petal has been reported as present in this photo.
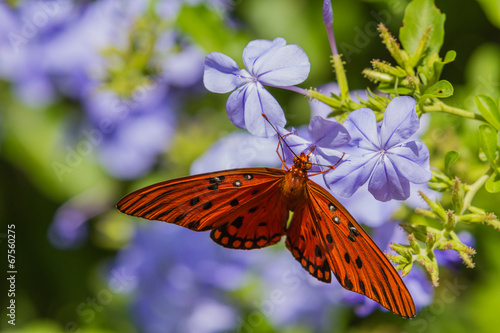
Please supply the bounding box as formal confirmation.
[380,96,419,148]
[341,108,380,155]
[336,184,402,227]
[368,157,410,201]
[243,83,286,137]
[243,38,310,86]
[308,116,350,148]
[255,47,310,86]
[242,38,285,71]
[386,141,432,183]
[226,87,247,129]
[326,154,378,198]
[203,52,241,93]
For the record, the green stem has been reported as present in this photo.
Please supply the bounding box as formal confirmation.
[307,90,341,109]
[461,167,494,215]
[331,54,350,101]
[423,100,486,122]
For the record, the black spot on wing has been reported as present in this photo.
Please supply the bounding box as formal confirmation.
[359,279,366,294]
[208,176,225,184]
[344,253,351,264]
[174,213,187,223]
[315,245,322,257]
[207,184,218,191]
[190,197,199,206]
[231,216,244,228]
[356,256,363,269]
[187,220,201,229]
[344,275,354,290]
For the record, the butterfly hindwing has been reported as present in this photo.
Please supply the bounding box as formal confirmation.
[286,209,332,283]
[210,180,289,250]
[117,168,289,249]
[286,179,416,319]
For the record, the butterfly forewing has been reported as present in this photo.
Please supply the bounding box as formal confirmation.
[117,168,289,248]
[296,180,416,318]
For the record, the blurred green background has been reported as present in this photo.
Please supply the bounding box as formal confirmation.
[1,0,500,332]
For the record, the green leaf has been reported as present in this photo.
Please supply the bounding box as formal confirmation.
[444,150,459,175]
[418,80,454,109]
[486,172,500,193]
[443,50,457,63]
[400,0,446,57]
[432,50,456,81]
[479,124,498,167]
[475,94,500,130]
[423,80,454,98]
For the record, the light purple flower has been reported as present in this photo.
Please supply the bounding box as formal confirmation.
[326,96,432,202]
[203,38,310,137]
[278,117,350,178]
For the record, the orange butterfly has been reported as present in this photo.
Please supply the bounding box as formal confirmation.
[117,130,416,319]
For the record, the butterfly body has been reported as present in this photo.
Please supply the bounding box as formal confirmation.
[281,154,309,211]
[117,151,416,318]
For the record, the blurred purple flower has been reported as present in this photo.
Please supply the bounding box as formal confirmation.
[235,247,342,330]
[110,223,246,333]
[0,3,60,105]
[48,186,111,249]
[326,96,432,202]
[191,131,280,174]
[203,37,310,137]
[41,0,130,98]
[83,84,176,179]
[48,205,88,249]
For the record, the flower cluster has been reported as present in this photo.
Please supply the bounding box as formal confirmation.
[204,41,432,202]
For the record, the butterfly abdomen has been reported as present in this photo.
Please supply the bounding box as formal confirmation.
[281,169,308,212]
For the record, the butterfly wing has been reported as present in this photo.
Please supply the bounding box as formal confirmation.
[286,179,416,318]
[117,168,290,250]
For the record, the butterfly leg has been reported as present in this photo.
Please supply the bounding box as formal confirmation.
[307,152,346,177]
[276,132,294,171]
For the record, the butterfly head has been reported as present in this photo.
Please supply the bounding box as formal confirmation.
[293,152,312,172]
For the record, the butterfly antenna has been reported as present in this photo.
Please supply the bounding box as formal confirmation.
[261,113,298,158]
